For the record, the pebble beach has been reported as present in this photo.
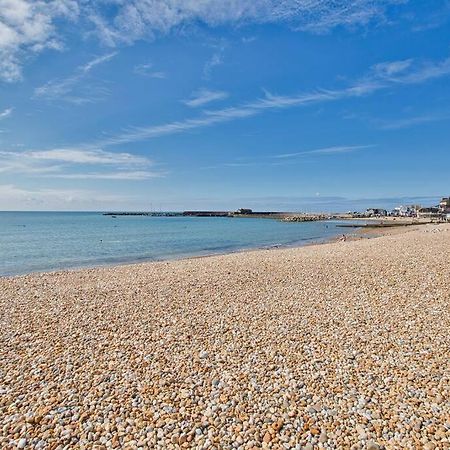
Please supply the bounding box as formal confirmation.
[1,224,449,449]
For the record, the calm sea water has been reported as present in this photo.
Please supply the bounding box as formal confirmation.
[0,212,354,276]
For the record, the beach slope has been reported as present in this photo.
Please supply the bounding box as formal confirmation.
[1,225,449,449]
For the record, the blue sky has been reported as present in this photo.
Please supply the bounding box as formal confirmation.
[0,0,449,211]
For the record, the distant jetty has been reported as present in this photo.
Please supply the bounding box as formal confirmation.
[182,211,231,217]
[103,212,182,217]
[103,210,285,218]
[282,214,329,222]
[103,209,330,221]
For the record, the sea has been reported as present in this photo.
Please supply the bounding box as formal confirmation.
[0,212,357,276]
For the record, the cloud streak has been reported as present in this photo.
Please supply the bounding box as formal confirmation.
[376,113,450,130]
[81,52,116,72]
[274,145,372,158]
[183,89,229,107]
[133,62,166,78]
[202,144,371,169]
[34,52,117,103]
[90,54,450,148]
[0,148,163,180]
[0,183,135,211]
[51,171,163,180]
[371,59,413,77]
[28,148,146,165]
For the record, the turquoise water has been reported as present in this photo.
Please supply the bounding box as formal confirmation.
[0,212,353,276]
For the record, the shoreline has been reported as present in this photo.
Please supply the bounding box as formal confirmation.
[0,221,346,279]
[0,220,429,279]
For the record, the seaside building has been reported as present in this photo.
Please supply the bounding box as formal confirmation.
[235,208,253,215]
[391,205,418,217]
[365,208,388,217]
[414,197,450,220]
[417,207,441,219]
[439,197,450,213]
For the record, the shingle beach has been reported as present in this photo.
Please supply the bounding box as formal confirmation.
[1,224,449,449]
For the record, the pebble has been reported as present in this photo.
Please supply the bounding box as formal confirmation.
[0,224,449,449]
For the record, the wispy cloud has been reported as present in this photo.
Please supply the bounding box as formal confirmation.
[203,51,224,79]
[0,0,79,82]
[371,59,413,77]
[183,89,229,107]
[0,148,163,180]
[89,54,450,148]
[274,145,372,158]
[201,161,262,170]
[202,38,228,80]
[93,90,344,146]
[87,1,404,46]
[81,52,116,72]
[0,151,62,175]
[0,184,135,211]
[133,63,166,78]
[376,113,450,130]
[293,0,405,34]
[411,1,450,32]
[202,144,370,169]
[356,56,450,90]
[0,108,13,120]
[392,57,450,84]
[28,148,146,165]
[51,171,163,180]
[0,1,418,83]
[34,52,117,103]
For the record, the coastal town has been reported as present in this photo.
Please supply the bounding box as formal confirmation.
[350,196,450,221]
[104,196,450,223]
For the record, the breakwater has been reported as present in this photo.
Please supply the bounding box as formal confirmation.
[282,214,329,222]
[103,211,329,221]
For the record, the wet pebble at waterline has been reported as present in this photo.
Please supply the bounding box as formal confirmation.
[1,224,449,449]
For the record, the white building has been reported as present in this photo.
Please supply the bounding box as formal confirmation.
[365,208,388,217]
[439,197,450,213]
[391,205,417,217]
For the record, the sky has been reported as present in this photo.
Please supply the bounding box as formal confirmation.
[0,0,449,212]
